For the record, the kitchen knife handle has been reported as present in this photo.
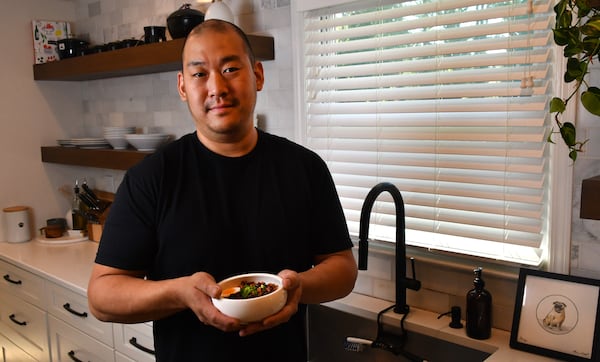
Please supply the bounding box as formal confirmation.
[81,182,99,202]
[78,192,99,210]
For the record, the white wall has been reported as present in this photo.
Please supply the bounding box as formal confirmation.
[570,62,600,278]
[0,0,84,237]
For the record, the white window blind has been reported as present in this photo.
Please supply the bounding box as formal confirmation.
[300,0,554,265]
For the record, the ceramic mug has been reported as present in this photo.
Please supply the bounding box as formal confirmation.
[39,225,64,238]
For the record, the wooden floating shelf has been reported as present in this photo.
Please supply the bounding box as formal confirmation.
[41,146,150,170]
[33,35,274,81]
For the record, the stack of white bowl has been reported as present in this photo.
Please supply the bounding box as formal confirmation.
[103,126,136,150]
[125,133,170,152]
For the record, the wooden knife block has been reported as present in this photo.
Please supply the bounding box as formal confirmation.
[87,189,114,242]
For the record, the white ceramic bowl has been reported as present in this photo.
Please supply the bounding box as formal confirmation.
[105,137,129,150]
[125,133,169,151]
[211,273,287,323]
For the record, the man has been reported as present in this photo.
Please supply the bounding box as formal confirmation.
[87,20,357,361]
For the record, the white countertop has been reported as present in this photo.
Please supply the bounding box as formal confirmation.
[0,240,562,361]
[0,240,98,295]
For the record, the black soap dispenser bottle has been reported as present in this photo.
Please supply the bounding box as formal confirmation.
[466,267,492,339]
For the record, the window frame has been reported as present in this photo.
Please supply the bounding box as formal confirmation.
[289,0,572,274]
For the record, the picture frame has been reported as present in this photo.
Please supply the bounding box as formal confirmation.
[510,268,600,361]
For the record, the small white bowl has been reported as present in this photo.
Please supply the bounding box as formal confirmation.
[125,133,169,151]
[211,273,287,323]
[105,137,129,150]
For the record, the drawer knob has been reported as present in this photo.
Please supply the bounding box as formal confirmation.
[63,303,88,318]
[9,314,27,326]
[129,337,155,355]
[3,274,22,285]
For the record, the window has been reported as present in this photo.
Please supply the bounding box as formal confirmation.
[295,0,556,266]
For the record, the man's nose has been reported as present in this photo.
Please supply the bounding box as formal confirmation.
[208,72,227,97]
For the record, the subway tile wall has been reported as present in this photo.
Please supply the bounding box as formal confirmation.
[72,0,294,140]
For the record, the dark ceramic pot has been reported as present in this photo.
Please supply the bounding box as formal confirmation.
[49,38,89,59]
[167,3,205,39]
[144,26,167,43]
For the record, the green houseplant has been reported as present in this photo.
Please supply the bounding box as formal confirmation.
[550,0,600,161]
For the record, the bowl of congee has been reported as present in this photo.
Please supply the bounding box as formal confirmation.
[211,273,287,323]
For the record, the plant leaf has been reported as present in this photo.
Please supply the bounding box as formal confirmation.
[556,7,573,28]
[560,122,577,147]
[553,0,567,18]
[569,149,578,162]
[550,97,567,113]
[564,57,586,82]
[582,87,600,116]
[576,0,591,16]
[553,28,571,46]
[581,17,600,37]
[583,36,600,57]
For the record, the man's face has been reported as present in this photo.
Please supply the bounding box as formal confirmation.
[177,28,264,141]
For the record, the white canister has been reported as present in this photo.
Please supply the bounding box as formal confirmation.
[3,206,32,243]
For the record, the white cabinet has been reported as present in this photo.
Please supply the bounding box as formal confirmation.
[0,244,156,362]
[113,322,155,362]
[0,260,45,307]
[0,260,49,361]
[48,315,114,362]
[0,333,37,362]
[46,281,115,361]
[46,281,113,347]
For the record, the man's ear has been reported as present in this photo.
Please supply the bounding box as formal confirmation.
[254,62,265,91]
[177,71,187,101]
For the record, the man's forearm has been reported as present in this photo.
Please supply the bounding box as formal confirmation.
[88,267,187,323]
[298,249,358,305]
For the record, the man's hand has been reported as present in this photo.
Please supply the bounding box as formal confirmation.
[237,269,301,337]
[185,271,243,332]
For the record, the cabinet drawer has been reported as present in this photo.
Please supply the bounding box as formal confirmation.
[49,315,115,362]
[113,322,155,362]
[0,294,48,359]
[0,332,37,362]
[115,351,136,362]
[46,281,114,347]
[0,260,45,308]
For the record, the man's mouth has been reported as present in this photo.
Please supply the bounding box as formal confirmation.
[206,100,237,113]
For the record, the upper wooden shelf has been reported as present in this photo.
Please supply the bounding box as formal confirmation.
[33,35,274,81]
[41,146,149,170]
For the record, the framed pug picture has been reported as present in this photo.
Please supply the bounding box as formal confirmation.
[510,268,600,361]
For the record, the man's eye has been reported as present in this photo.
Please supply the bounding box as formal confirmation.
[223,67,239,74]
[192,72,206,78]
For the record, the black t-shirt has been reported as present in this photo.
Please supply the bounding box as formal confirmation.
[95,130,352,361]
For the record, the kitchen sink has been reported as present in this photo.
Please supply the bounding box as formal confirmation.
[307,304,492,362]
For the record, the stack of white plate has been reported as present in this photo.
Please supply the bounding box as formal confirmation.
[125,133,170,151]
[103,126,136,150]
[71,138,111,149]
[57,139,75,147]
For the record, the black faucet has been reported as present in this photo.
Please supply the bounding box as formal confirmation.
[358,182,421,314]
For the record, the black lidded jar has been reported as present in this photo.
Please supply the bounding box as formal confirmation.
[167,3,205,39]
[466,267,492,339]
